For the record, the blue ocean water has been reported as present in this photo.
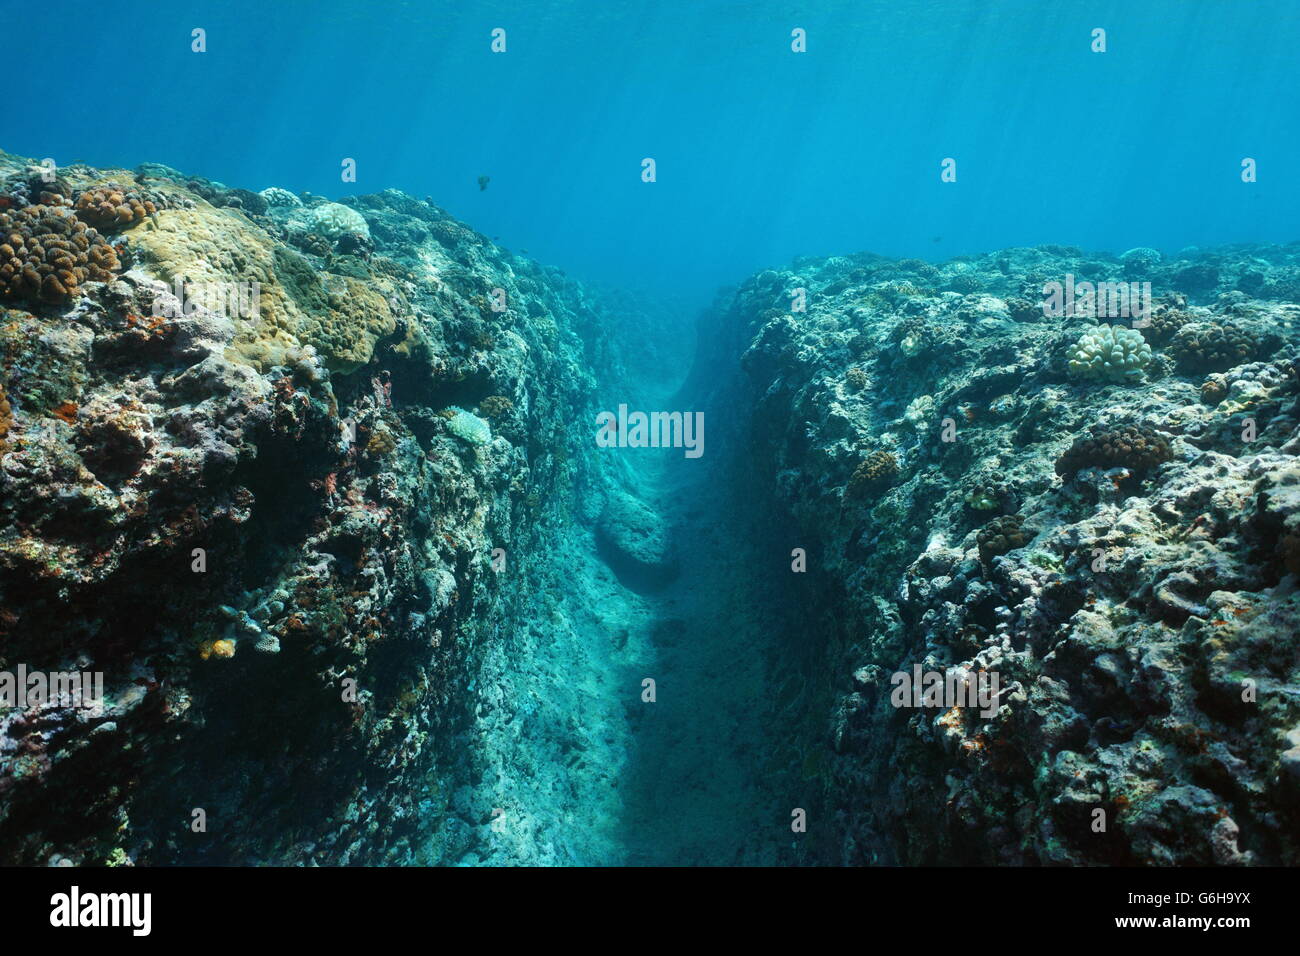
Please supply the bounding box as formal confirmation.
[8,0,1299,305]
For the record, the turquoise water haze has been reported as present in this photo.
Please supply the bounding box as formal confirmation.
[6,0,1298,303]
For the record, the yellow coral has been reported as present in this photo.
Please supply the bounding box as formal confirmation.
[128,207,397,372]
[199,638,236,660]
[0,382,11,440]
[478,395,514,419]
[366,425,397,457]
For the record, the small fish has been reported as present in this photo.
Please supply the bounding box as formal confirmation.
[477,175,490,191]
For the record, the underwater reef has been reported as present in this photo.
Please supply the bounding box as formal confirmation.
[0,149,657,864]
[2,147,1299,866]
[704,246,1300,865]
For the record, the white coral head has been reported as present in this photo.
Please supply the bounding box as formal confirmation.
[310,202,370,240]
[1067,324,1152,383]
[446,407,491,446]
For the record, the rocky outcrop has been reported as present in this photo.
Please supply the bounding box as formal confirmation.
[705,246,1300,865]
[6,145,1299,868]
[595,488,676,592]
[0,150,636,865]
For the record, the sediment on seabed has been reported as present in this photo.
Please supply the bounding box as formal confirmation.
[1,149,1299,865]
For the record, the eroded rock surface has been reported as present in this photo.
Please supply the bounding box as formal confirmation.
[6,147,1300,868]
[0,150,641,865]
[703,247,1300,865]
[595,488,677,591]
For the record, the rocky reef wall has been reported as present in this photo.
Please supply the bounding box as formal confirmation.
[0,150,638,865]
[706,245,1300,865]
[6,144,1300,867]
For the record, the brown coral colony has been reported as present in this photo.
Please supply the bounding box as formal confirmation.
[0,204,119,304]
[74,184,157,230]
[977,514,1032,562]
[848,449,898,496]
[1055,423,1174,477]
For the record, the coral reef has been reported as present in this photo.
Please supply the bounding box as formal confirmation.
[0,148,639,866]
[73,182,158,231]
[1120,246,1162,271]
[305,201,370,240]
[477,394,514,419]
[5,142,1300,869]
[976,513,1032,562]
[445,407,491,445]
[848,450,899,496]
[1142,297,1191,345]
[709,239,1300,866]
[258,186,302,208]
[1169,321,1268,373]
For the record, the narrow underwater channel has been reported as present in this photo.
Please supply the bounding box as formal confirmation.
[5,3,1300,879]
[432,320,828,866]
